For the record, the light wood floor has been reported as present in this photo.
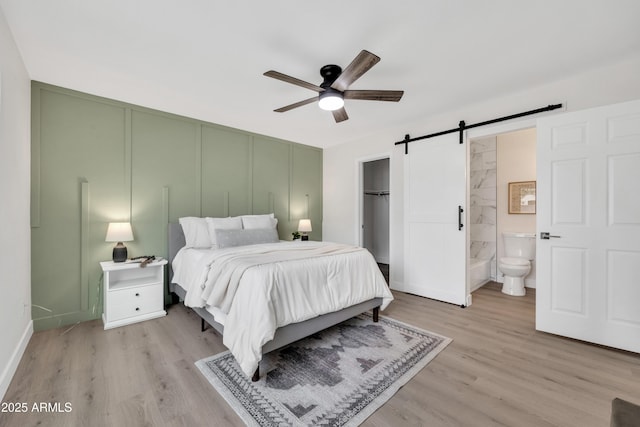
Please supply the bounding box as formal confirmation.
[2,283,638,426]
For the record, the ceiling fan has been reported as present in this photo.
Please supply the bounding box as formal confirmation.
[264,50,404,123]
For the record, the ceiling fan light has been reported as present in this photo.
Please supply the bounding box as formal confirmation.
[318,90,344,111]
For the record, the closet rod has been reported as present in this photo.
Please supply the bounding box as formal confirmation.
[394,103,563,154]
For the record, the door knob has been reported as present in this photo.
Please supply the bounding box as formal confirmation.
[540,232,561,240]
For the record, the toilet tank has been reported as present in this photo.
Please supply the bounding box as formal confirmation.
[503,232,536,259]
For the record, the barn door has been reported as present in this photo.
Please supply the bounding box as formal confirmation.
[536,99,640,352]
[403,132,467,306]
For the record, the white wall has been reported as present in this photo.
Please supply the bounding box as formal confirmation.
[496,128,537,287]
[324,53,640,291]
[0,6,32,399]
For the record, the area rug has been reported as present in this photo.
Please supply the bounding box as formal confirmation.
[196,313,452,426]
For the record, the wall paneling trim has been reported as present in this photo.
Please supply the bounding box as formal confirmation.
[31,82,322,331]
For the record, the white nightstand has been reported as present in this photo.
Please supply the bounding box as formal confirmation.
[100,259,168,330]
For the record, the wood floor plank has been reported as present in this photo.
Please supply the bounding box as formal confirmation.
[1,282,638,426]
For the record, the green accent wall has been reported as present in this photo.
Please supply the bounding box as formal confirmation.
[30,82,322,331]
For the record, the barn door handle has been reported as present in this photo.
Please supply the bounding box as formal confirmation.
[540,232,561,239]
[458,206,464,231]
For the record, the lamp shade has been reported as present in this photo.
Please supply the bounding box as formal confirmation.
[298,219,312,233]
[105,222,134,242]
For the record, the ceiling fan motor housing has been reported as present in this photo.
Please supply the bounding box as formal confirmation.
[320,64,342,88]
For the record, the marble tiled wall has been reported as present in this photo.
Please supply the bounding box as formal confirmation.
[470,136,497,279]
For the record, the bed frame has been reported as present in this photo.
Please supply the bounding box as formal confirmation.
[167,223,381,381]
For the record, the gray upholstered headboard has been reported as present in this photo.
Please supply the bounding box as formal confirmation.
[168,222,186,267]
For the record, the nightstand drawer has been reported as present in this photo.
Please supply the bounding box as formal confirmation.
[106,284,164,322]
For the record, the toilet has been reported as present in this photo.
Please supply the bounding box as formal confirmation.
[499,232,536,296]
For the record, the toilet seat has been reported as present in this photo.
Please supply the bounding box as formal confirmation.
[500,257,530,266]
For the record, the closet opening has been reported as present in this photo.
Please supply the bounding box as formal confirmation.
[359,157,390,284]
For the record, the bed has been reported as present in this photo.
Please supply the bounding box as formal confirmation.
[167,218,393,381]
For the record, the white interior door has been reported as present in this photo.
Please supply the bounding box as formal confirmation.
[403,133,467,306]
[536,99,640,353]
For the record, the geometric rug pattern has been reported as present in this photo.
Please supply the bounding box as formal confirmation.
[196,313,451,426]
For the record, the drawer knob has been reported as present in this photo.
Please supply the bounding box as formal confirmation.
[135,307,140,311]
[135,293,140,297]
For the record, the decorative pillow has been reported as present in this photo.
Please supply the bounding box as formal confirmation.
[205,216,243,248]
[215,228,279,249]
[242,214,278,229]
[178,217,211,248]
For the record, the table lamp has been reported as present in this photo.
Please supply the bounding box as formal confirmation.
[298,219,312,241]
[106,222,134,262]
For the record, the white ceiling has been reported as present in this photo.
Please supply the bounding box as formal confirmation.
[2,0,639,148]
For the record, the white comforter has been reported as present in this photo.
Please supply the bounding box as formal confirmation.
[172,241,393,376]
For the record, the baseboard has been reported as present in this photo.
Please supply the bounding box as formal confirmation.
[0,320,33,401]
[389,280,402,291]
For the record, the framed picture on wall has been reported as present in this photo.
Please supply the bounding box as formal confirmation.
[508,181,536,214]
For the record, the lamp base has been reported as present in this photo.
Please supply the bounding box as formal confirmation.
[112,243,128,263]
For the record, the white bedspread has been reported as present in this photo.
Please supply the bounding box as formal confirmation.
[172,241,393,376]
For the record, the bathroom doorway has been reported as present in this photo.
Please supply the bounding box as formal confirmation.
[469,127,537,294]
[360,157,390,283]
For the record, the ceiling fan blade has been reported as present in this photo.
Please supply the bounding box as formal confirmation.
[332,107,349,123]
[331,50,380,91]
[264,70,324,92]
[274,96,318,113]
[344,90,404,102]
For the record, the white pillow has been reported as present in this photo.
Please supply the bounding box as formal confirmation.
[205,216,243,248]
[215,228,280,249]
[242,214,278,229]
[179,217,211,248]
